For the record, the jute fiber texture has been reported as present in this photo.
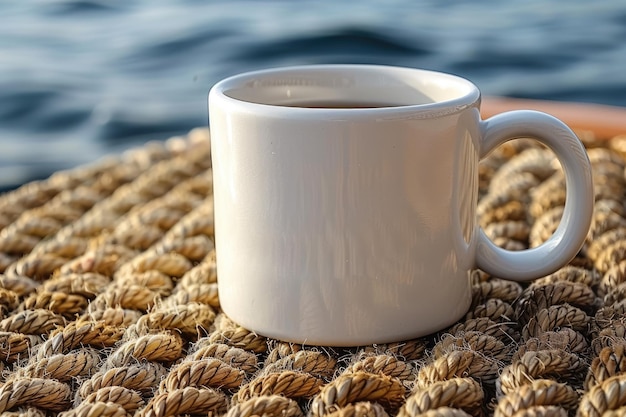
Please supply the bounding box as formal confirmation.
[2,127,626,416]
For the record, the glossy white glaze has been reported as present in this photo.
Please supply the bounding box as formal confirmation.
[209,65,593,346]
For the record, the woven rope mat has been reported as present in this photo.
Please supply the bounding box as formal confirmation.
[2,127,626,417]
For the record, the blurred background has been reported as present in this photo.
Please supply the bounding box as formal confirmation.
[1,0,625,190]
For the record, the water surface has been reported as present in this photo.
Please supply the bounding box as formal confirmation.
[1,0,625,189]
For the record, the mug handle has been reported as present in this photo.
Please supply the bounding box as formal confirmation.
[475,110,594,281]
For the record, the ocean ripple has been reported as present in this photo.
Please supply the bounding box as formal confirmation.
[1,0,625,189]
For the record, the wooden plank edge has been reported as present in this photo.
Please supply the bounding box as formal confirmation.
[481,96,626,140]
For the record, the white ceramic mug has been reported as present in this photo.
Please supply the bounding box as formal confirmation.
[208,65,594,346]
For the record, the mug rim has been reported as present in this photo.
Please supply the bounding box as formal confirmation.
[209,64,481,119]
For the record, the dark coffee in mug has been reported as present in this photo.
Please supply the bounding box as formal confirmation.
[286,101,402,109]
[282,101,403,109]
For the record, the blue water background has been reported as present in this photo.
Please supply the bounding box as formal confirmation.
[1,0,626,189]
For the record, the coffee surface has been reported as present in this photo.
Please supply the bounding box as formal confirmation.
[282,101,403,108]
